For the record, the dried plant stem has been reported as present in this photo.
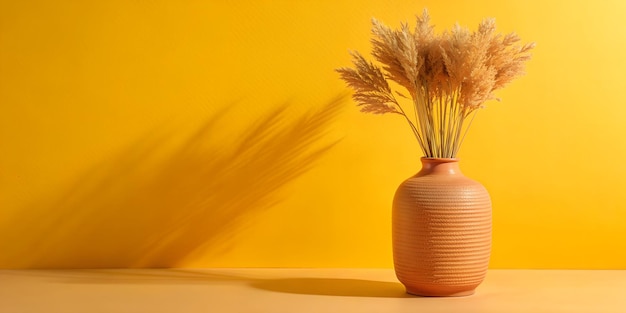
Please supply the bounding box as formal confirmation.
[399,86,477,158]
[394,98,427,154]
[456,109,479,157]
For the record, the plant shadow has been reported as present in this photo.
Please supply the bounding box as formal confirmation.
[0,95,346,268]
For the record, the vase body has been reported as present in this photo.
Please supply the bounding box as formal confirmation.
[392,158,492,296]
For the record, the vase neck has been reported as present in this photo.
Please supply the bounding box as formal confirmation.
[418,158,461,175]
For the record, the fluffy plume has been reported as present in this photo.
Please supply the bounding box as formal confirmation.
[337,9,534,157]
[336,51,401,114]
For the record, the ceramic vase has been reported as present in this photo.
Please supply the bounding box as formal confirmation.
[392,158,492,296]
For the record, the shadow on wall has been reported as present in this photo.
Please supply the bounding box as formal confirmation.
[0,95,346,268]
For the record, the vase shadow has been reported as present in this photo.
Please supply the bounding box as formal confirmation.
[251,277,412,298]
[8,269,414,298]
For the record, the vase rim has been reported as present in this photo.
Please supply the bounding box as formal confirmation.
[421,157,459,162]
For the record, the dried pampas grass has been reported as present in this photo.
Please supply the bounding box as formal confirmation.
[337,9,534,158]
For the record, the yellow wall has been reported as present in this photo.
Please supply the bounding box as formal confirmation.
[1,0,626,269]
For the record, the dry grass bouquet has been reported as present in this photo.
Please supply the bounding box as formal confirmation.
[337,10,534,158]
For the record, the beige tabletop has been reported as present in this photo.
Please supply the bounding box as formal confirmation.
[1,268,625,313]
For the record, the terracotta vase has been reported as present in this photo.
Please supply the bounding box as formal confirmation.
[392,158,492,297]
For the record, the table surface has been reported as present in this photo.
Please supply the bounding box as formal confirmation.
[1,268,625,313]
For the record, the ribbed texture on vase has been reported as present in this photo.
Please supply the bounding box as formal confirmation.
[392,169,492,297]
